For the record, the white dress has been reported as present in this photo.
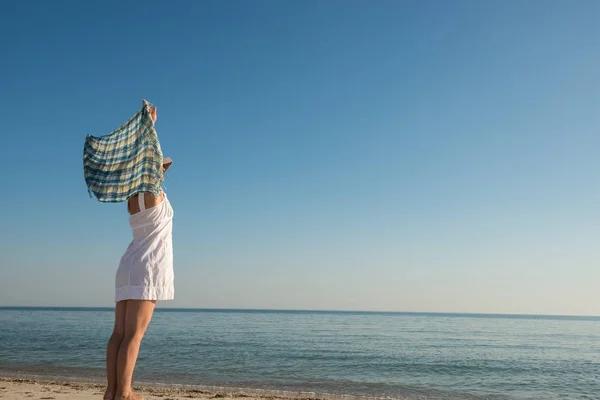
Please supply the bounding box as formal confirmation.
[115,191,174,302]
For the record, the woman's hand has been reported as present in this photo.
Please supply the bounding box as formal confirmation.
[148,106,158,124]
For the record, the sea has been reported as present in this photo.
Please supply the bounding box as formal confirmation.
[0,307,598,400]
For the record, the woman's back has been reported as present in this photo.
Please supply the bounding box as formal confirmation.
[127,191,165,215]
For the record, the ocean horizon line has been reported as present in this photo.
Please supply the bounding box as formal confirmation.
[0,306,598,320]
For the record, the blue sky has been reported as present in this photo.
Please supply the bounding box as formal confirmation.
[1,0,599,315]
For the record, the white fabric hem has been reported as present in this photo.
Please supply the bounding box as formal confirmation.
[116,285,174,302]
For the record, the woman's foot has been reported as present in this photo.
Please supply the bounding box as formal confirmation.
[117,391,144,400]
[103,389,115,400]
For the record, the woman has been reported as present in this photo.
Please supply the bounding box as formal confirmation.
[103,106,174,400]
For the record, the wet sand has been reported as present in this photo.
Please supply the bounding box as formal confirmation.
[0,377,330,400]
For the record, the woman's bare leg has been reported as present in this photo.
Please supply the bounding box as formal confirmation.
[104,301,128,400]
[115,300,156,400]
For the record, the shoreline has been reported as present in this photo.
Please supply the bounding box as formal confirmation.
[0,377,391,400]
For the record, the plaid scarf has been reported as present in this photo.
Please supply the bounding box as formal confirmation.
[83,100,164,203]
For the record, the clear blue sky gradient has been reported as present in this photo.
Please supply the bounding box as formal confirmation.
[1,1,599,314]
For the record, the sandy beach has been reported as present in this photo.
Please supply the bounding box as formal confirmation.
[0,378,322,400]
